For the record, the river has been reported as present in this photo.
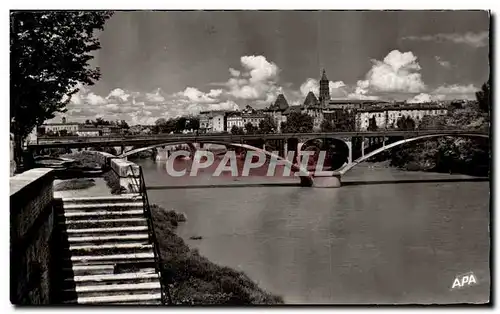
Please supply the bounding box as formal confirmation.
[136,158,490,304]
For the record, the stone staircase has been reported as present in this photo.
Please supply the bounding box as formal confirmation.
[53,195,164,305]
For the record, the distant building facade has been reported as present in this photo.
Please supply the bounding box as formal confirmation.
[355,104,449,131]
[263,94,290,132]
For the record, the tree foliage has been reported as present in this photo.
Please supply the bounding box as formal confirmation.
[244,122,257,135]
[10,11,112,166]
[476,79,490,113]
[230,125,245,135]
[258,116,276,134]
[320,119,335,132]
[367,116,378,131]
[186,116,200,131]
[280,112,313,133]
[396,116,416,130]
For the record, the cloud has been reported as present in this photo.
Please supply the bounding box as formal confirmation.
[433,84,477,95]
[364,50,426,93]
[229,68,240,77]
[145,88,165,103]
[403,31,489,48]
[347,80,379,100]
[225,55,281,103]
[51,52,479,125]
[175,87,223,104]
[407,93,443,103]
[106,88,130,102]
[407,84,478,103]
[435,56,451,68]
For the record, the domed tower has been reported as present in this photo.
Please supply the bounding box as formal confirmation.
[319,69,330,107]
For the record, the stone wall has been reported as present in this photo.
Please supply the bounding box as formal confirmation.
[85,151,141,193]
[10,168,55,305]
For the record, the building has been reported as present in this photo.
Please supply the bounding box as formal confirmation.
[319,69,330,107]
[39,117,79,135]
[212,111,227,132]
[77,127,101,137]
[263,93,290,132]
[226,112,244,129]
[101,125,122,136]
[355,103,449,131]
[242,112,266,128]
[199,111,214,133]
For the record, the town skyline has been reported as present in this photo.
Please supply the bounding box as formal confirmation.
[48,11,489,126]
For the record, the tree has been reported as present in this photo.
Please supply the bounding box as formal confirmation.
[244,122,257,135]
[117,119,129,130]
[397,116,416,130]
[154,118,167,134]
[230,125,245,135]
[280,112,314,133]
[10,11,112,169]
[476,79,490,113]
[258,116,276,134]
[186,116,200,131]
[367,116,378,131]
[175,117,187,133]
[328,109,355,131]
[320,119,335,132]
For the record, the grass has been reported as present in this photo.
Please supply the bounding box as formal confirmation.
[60,152,102,169]
[103,170,126,194]
[54,178,95,191]
[150,204,284,305]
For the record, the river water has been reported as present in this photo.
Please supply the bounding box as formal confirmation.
[136,158,490,304]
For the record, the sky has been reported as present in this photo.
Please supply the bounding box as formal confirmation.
[56,10,490,125]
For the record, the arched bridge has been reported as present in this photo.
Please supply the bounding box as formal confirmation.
[29,129,489,187]
[337,132,489,175]
[119,140,315,187]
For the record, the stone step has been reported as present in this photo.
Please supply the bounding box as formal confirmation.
[67,271,159,285]
[69,252,155,265]
[108,300,162,305]
[62,217,148,228]
[63,202,144,211]
[69,242,153,256]
[63,210,144,219]
[60,195,142,204]
[71,292,162,304]
[67,234,150,245]
[66,265,157,276]
[65,226,149,235]
[65,264,115,276]
[67,281,161,295]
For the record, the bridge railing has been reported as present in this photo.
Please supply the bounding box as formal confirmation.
[35,129,488,142]
[129,165,173,305]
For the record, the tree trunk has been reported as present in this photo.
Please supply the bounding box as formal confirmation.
[13,132,24,174]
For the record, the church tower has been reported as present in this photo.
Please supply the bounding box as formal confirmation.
[319,69,330,107]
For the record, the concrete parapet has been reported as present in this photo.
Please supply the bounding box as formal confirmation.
[111,159,140,177]
[82,151,118,169]
[10,168,55,304]
[108,158,141,193]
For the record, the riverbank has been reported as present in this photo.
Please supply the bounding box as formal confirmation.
[54,178,96,191]
[99,162,283,304]
[150,204,284,305]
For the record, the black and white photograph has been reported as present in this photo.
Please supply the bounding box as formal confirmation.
[9,8,491,306]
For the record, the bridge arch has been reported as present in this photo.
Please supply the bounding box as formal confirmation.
[338,133,489,175]
[118,140,314,187]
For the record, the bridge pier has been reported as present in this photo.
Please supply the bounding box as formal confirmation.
[361,137,365,157]
[346,140,353,164]
[312,172,342,188]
